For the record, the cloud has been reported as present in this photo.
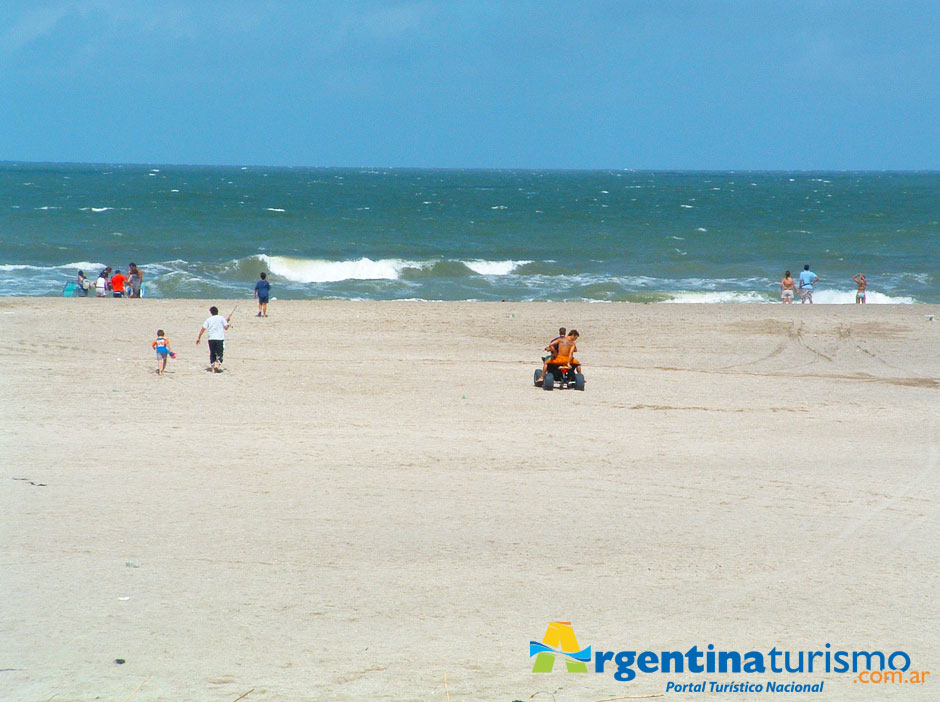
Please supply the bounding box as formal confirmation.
[0,5,71,55]
[0,1,204,59]
[326,0,439,48]
[357,1,433,40]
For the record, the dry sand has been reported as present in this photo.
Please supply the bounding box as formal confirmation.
[2,299,939,701]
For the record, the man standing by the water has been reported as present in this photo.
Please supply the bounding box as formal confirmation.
[254,272,271,317]
[798,264,819,304]
[127,263,143,298]
[196,306,231,373]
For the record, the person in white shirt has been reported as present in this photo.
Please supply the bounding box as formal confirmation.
[196,306,231,372]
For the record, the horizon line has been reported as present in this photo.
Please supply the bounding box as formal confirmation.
[1,160,939,174]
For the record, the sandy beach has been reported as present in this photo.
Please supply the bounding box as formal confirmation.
[2,299,938,701]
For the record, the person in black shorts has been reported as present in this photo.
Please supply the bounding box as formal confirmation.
[254,272,271,317]
[196,306,232,372]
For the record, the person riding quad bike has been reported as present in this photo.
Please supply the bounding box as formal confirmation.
[536,330,585,391]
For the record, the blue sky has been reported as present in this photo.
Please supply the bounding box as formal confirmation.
[1,1,938,169]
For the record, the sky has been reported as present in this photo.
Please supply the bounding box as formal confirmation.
[1,0,938,170]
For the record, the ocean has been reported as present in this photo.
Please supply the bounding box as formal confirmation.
[1,163,937,302]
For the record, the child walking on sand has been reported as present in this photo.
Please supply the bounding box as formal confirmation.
[152,329,176,375]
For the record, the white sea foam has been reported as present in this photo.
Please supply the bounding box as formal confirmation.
[661,289,916,304]
[462,260,530,276]
[252,255,530,282]
[0,263,48,271]
[808,289,915,305]
[895,272,931,285]
[0,261,103,272]
[663,291,773,304]
[265,207,286,213]
[259,255,410,282]
[78,207,114,212]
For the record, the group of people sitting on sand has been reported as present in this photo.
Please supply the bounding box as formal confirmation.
[76,263,144,298]
[779,265,867,304]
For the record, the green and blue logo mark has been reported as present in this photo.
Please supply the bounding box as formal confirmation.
[530,621,592,673]
[528,622,928,690]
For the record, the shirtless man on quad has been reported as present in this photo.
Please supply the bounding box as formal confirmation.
[542,329,581,380]
[544,327,566,360]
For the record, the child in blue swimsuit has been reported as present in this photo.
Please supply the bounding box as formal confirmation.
[152,330,176,375]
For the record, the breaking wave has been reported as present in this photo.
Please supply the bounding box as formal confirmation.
[256,255,530,283]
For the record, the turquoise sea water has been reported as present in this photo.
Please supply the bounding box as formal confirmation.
[1,163,937,302]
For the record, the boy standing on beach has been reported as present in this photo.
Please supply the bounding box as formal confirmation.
[196,306,231,372]
[152,329,175,375]
[254,272,271,317]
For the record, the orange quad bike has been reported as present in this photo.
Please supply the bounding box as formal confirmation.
[534,360,585,391]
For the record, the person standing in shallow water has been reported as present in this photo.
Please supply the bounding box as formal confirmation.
[110,269,126,298]
[127,263,143,298]
[76,270,90,296]
[196,306,231,372]
[780,271,795,304]
[853,273,867,304]
[95,268,110,297]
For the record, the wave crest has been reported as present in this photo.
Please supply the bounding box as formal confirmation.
[256,255,529,283]
[462,259,530,275]
[259,255,410,283]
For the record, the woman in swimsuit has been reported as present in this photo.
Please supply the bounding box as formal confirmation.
[853,273,867,304]
[780,271,795,304]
